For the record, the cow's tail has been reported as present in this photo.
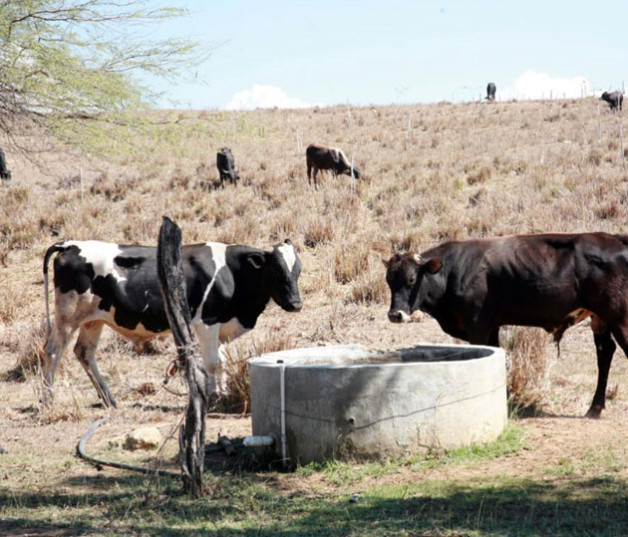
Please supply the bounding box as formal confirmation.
[43,242,67,334]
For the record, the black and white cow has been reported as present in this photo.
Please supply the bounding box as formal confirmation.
[42,239,303,407]
[216,147,239,186]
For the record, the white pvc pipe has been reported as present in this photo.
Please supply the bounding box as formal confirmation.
[278,360,287,468]
[242,435,274,448]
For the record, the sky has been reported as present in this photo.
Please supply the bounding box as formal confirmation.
[144,0,627,110]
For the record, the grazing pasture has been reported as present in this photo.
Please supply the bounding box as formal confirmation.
[3,98,628,535]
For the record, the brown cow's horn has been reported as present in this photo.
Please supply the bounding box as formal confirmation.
[412,253,422,264]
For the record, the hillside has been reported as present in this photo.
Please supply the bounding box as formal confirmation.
[2,97,628,413]
[3,97,628,535]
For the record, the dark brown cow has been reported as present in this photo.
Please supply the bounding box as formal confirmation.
[486,82,496,101]
[384,232,628,418]
[0,147,11,181]
[306,144,360,188]
[601,91,623,111]
[216,146,239,186]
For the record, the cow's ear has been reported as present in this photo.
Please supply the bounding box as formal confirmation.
[423,258,443,274]
[248,253,266,270]
[284,238,293,246]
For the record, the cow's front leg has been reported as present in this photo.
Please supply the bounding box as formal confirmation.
[487,328,500,348]
[192,322,220,396]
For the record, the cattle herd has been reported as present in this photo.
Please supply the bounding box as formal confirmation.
[21,85,628,422]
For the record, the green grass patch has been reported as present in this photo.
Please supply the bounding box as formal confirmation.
[296,423,525,486]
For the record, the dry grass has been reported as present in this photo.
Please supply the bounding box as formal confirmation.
[502,327,554,413]
[1,97,627,420]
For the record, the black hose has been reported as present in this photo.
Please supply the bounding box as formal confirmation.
[76,416,181,478]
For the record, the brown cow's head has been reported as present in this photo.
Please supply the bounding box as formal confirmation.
[383,252,442,323]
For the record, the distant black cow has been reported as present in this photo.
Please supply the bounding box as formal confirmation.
[306,144,360,189]
[42,238,303,407]
[486,82,496,101]
[384,232,628,418]
[0,148,12,181]
[216,147,239,186]
[601,91,623,111]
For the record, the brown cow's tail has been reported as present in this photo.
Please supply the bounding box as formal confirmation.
[43,242,67,334]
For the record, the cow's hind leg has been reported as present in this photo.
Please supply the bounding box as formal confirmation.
[587,316,617,418]
[73,321,116,407]
[42,323,77,407]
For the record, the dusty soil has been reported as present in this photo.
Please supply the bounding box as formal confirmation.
[3,313,628,494]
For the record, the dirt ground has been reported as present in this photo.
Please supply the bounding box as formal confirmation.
[3,311,628,491]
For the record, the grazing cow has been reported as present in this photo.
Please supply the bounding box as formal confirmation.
[216,147,239,186]
[0,148,11,181]
[43,238,303,407]
[600,91,623,111]
[384,232,628,418]
[486,82,496,101]
[306,144,360,188]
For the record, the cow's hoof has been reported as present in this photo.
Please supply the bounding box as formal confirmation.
[585,406,603,419]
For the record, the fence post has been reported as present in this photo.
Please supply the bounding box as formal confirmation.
[79,167,84,202]
[621,124,626,172]
[157,216,211,498]
[350,151,356,196]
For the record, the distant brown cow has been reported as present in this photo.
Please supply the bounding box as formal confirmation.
[306,144,360,188]
[384,232,628,418]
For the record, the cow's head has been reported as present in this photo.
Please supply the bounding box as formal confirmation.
[344,166,361,179]
[249,239,303,312]
[383,252,442,323]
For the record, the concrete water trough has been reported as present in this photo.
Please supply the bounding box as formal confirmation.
[249,343,507,465]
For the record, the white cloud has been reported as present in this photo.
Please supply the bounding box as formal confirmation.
[499,71,592,101]
[224,84,314,110]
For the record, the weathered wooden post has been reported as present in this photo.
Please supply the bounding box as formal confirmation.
[156,216,211,497]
